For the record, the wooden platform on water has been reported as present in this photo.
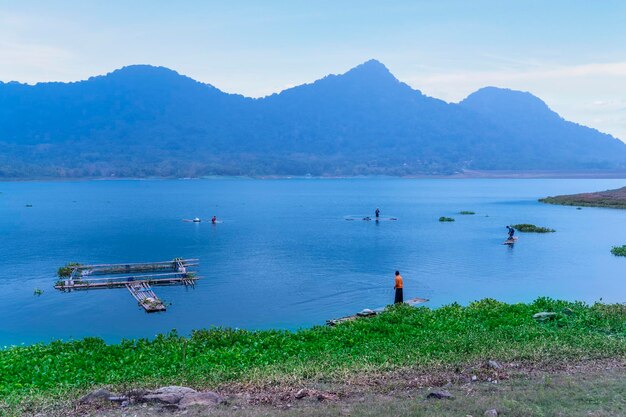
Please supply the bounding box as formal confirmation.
[326,297,429,326]
[55,258,199,312]
[126,282,166,312]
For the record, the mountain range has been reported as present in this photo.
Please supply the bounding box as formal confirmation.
[1,59,625,178]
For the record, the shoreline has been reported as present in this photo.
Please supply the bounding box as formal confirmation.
[539,185,626,209]
[3,170,626,182]
[2,298,624,415]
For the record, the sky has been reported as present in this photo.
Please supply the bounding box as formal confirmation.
[2,0,626,140]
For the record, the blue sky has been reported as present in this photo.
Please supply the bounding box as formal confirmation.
[2,0,626,139]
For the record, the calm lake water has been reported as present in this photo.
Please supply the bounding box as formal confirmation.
[1,178,625,346]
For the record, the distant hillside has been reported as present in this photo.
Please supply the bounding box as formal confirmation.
[540,186,626,209]
[1,60,626,178]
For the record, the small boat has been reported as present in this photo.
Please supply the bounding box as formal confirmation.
[192,217,201,223]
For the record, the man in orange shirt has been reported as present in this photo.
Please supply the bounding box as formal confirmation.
[394,270,403,304]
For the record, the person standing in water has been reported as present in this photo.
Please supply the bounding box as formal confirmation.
[506,225,515,240]
[394,271,403,304]
[375,208,380,219]
[211,216,217,224]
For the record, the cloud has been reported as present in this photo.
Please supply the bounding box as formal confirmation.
[0,9,76,83]
[407,61,626,96]
[0,41,74,83]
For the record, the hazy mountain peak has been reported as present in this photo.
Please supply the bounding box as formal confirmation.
[95,65,182,82]
[341,59,398,82]
[460,86,555,117]
[271,58,408,101]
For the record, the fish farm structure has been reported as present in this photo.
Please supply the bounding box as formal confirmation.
[55,258,199,312]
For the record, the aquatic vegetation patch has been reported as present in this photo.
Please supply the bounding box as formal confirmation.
[610,245,626,257]
[512,224,555,233]
[57,262,81,278]
[439,216,455,222]
[459,211,475,215]
[0,298,624,413]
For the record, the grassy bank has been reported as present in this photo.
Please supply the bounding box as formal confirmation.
[539,186,626,209]
[1,298,625,414]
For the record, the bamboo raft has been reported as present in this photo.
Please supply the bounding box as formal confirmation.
[55,258,199,312]
[326,297,429,326]
[126,282,166,312]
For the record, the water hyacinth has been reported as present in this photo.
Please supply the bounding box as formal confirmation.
[610,245,626,257]
[511,224,555,233]
[0,298,624,413]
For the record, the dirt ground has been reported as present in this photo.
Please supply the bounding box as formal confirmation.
[30,359,626,417]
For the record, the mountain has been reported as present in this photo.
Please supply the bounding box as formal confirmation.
[459,87,626,170]
[1,60,625,178]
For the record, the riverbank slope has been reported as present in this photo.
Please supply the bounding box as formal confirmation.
[1,298,624,416]
[540,185,626,208]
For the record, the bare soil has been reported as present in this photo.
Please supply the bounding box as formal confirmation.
[36,358,626,417]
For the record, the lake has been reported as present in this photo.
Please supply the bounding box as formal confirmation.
[1,178,625,346]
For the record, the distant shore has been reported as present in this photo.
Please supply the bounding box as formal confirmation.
[3,170,626,182]
[540,185,626,209]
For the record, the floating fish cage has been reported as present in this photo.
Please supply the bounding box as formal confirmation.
[55,258,199,312]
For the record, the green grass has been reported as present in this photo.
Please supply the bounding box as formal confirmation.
[459,211,475,215]
[511,224,555,233]
[0,298,624,414]
[439,216,455,222]
[540,196,626,209]
[611,245,626,257]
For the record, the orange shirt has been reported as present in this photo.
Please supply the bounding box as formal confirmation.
[395,274,403,289]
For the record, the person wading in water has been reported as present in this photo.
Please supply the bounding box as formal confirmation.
[506,225,515,240]
[394,271,403,304]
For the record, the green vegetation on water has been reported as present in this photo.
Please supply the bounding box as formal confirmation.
[610,245,626,257]
[0,298,624,412]
[459,211,475,215]
[439,216,455,222]
[56,262,81,278]
[511,224,555,233]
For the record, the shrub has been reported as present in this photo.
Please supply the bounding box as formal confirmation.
[610,245,626,257]
[512,224,555,233]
